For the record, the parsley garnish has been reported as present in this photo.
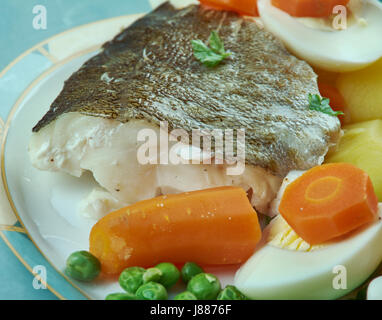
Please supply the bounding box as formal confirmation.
[308,93,344,117]
[191,31,231,67]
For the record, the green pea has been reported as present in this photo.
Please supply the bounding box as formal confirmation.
[105,292,137,300]
[174,291,198,300]
[187,273,221,300]
[65,251,101,282]
[155,262,180,289]
[217,285,248,300]
[181,262,204,283]
[136,282,168,300]
[119,267,145,293]
[143,267,162,283]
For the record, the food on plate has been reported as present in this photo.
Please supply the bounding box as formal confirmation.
[101,260,226,300]
[64,250,101,282]
[155,263,181,289]
[326,120,382,201]
[257,0,382,72]
[235,170,382,300]
[266,213,324,252]
[143,268,163,284]
[191,30,232,67]
[26,0,382,301]
[89,186,262,275]
[187,273,222,300]
[217,285,248,300]
[136,281,168,300]
[29,2,341,218]
[235,206,382,299]
[279,163,379,244]
[199,0,259,16]
[78,189,125,221]
[174,291,198,300]
[308,93,344,117]
[105,292,138,300]
[119,267,146,293]
[337,58,382,123]
[181,262,204,283]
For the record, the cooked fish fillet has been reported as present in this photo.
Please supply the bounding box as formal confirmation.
[29,3,341,216]
[30,113,282,215]
[32,2,341,175]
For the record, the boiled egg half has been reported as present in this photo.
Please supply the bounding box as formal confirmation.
[257,0,382,72]
[234,171,382,300]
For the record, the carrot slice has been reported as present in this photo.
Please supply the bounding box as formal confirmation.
[200,0,259,17]
[271,0,350,17]
[279,163,379,245]
[89,187,261,275]
[318,81,348,125]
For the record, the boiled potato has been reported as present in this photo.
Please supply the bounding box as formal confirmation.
[337,59,382,123]
[326,119,382,201]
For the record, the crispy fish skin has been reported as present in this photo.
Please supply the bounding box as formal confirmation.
[32,2,341,176]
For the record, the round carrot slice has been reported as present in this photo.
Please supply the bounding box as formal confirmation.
[279,163,379,245]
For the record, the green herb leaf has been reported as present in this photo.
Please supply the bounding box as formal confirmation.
[191,31,231,68]
[191,40,224,67]
[308,93,344,117]
[209,31,226,55]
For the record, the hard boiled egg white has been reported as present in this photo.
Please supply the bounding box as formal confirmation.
[367,276,382,300]
[234,172,382,300]
[257,0,382,72]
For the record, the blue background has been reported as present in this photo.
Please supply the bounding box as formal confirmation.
[0,0,151,70]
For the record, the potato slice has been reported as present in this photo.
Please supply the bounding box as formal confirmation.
[337,59,382,123]
[326,120,382,201]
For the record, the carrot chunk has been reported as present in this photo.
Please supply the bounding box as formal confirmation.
[200,0,259,17]
[271,0,350,18]
[279,163,379,245]
[89,187,261,275]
